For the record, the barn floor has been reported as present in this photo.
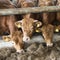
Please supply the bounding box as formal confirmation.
[0,33,60,60]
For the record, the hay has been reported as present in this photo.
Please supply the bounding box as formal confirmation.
[0,41,60,60]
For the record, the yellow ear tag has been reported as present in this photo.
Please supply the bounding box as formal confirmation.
[36,29,40,32]
[55,29,59,32]
[2,35,11,42]
[15,22,21,28]
[37,23,40,27]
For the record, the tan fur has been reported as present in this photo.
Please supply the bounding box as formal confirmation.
[22,17,35,37]
[19,0,37,7]
[0,0,15,35]
[20,0,37,19]
[57,0,60,22]
[0,0,24,52]
[38,0,56,24]
[19,0,38,39]
[0,0,15,8]
[41,24,54,46]
[38,0,55,46]
[12,31,24,51]
[0,15,16,35]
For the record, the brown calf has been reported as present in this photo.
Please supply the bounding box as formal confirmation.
[12,31,24,53]
[15,15,42,42]
[41,24,54,46]
[38,0,56,24]
[0,0,24,53]
[38,0,55,46]
[15,0,42,42]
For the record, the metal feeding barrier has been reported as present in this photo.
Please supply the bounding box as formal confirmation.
[0,6,60,15]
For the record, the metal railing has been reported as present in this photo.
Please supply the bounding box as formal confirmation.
[0,6,60,15]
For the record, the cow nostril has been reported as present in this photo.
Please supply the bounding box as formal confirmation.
[26,38,29,41]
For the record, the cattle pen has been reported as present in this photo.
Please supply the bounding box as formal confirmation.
[0,5,60,60]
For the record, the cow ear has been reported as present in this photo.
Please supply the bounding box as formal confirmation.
[15,20,22,28]
[34,20,42,28]
[33,20,38,22]
[36,21,42,27]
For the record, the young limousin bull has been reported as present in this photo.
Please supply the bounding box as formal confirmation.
[0,0,24,53]
[41,24,54,46]
[38,0,55,46]
[15,14,42,42]
[12,31,24,53]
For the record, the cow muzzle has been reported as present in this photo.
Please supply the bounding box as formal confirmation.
[23,36,30,42]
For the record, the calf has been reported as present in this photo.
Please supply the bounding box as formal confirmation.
[15,17,54,47]
[12,31,24,53]
[41,24,54,46]
[15,14,42,42]
[38,0,56,24]
[38,0,55,46]
[15,0,42,42]
[14,0,41,41]
[0,0,24,53]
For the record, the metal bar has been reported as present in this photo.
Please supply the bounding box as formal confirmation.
[0,6,60,15]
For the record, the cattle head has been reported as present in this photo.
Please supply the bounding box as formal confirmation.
[15,17,42,42]
[11,31,24,53]
[41,24,54,46]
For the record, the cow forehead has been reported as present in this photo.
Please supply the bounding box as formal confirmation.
[22,18,34,32]
[22,24,34,31]
[22,18,34,25]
